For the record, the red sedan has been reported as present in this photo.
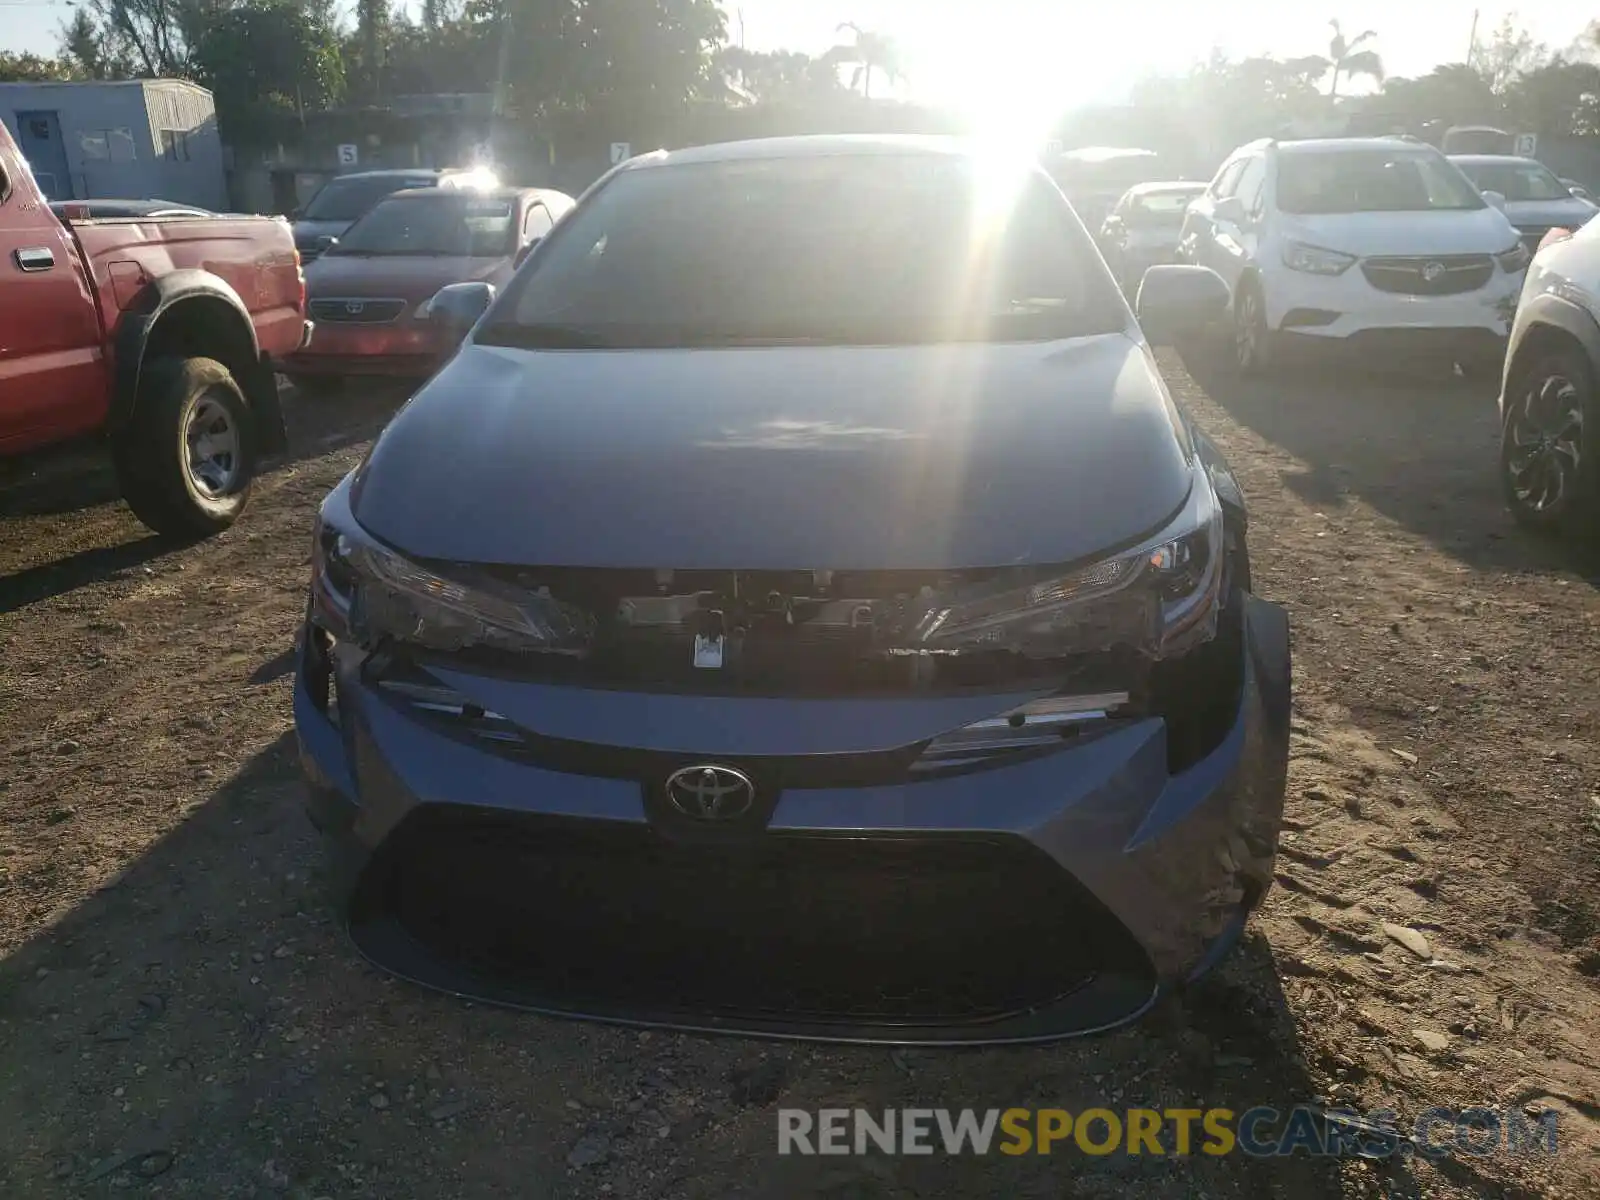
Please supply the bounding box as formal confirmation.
[285,185,574,391]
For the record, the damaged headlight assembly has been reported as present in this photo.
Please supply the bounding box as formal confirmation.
[310,461,1225,667]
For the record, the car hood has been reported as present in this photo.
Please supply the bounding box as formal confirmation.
[304,254,508,302]
[1502,197,1598,229]
[292,219,351,248]
[1282,206,1520,256]
[351,332,1195,571]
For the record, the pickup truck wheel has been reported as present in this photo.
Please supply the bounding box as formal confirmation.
[113,356,256,539]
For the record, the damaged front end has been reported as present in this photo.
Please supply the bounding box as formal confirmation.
[311,457,1236,714]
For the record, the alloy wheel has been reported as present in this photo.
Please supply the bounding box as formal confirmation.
[1505,372,1585,515]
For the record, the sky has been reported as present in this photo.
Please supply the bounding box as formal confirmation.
[1,0,1595,114]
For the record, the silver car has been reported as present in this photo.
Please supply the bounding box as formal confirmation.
[1499,223,1600,532]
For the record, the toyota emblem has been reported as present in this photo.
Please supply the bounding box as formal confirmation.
[664,765,756,821]
[1421,261,1445,283]
[345,300,365,315]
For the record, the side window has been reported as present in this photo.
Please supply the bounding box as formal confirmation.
[1211,159,1248,199]
[1235,157,1267,216]
[523,203,553,242]
[0,159,10,204]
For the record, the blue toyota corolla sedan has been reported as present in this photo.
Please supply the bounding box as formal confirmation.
[294,135,1291,1045]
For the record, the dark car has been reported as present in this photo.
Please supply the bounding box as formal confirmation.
[284,185,574,390]
[290,167,490,261]
[293,135,1290,1044]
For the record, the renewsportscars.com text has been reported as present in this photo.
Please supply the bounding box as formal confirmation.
[777,1106,1560,1160]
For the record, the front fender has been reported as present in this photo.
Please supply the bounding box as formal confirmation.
[110,269,285,455]
[1501,291,1600,419]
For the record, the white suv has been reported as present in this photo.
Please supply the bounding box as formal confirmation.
[1178,137,1530,374]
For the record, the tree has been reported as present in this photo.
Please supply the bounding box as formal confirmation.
[59,8,127,79]
[1472,16,1547,94]
[831,23,902,99]
[716,46,849,106]
[1326,18,1383,98]
[1374,62,1499,132]
[1504,58,1600,138]
[191,1,344,140]
[0,50,79,82]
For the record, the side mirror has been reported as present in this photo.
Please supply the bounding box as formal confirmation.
[425,281,496,334]
[1214,196,1247,225]
[514,236,542,267]
[1482,189,1507,212]
[1136,264,1231,345]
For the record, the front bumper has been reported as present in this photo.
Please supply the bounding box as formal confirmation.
[1262,264,1521,342]
[294,585,1290,1046]
[286,319,453,378]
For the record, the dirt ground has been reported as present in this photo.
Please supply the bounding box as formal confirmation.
[1,356,1597,1199]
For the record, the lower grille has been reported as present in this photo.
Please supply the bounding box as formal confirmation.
[360,812,1150,1027]
[1360,255,1493,296]
[309,297,408,323]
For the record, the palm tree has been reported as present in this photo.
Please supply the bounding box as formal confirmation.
[830,23,902,99]
[1326,19,1383,98]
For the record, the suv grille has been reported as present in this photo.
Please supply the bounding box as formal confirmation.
[1360,255,1493,296]
[308,297,408,323]
[361,812,1151,1027]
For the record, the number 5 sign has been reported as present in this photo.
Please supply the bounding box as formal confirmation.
[337,143,359,167]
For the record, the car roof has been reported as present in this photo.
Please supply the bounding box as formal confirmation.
[329,167,469,180]
[1448,154,1544,168]
[1274,137,1438,155]
[620,134,982,171]
[381,185,565,202]
[1125,180,1204,195]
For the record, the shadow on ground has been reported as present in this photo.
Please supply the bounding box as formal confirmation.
[0,724,1351,1198]
[1180,350,1600,586]
[0,384,411,615]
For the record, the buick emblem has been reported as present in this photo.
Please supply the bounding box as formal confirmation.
[664,765,755,821]
[1421,261,1445,283]
[345,300,365,315]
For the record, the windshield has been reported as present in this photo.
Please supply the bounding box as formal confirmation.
[479,154,1122,348]
[1277,150,1487,215]
[303,175,435,222]
[330,194,517,256]
[1455,160,1569,203]
[1128,188,1203,222]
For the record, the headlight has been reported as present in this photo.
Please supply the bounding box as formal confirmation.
[311,466,1226,665]
[1281,241,1357,276]
[311,515,593,655]
[1496,242,1531,273]
[896,467,1226,661]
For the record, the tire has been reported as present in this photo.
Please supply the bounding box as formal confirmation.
[112,356,256,539]
[1498,340,1598,535]
[286,374,345,397]
[1232,278,1276,376]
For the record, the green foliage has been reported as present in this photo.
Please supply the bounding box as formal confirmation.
[191,1,345,143]
[0,50,80,82]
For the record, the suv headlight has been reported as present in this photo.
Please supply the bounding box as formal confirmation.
[896,466,1226,661]
[1282,241,1357,276]
[1496,242,1531,273]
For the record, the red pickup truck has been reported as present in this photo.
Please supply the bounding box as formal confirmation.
[1,120,311,537]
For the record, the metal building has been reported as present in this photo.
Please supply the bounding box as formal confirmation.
[0,79,227,209]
